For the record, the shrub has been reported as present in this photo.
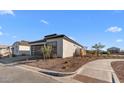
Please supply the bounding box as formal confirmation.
[41,45,52,60]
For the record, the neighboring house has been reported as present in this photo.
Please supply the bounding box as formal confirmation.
[107,47,120,54]
[29,34,86,58]
[12,40,30,56]
[0,45,11,58]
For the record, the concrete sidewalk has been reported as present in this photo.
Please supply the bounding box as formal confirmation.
[16,59,123,83]
[73,59,123,83]
[0,59,122,83]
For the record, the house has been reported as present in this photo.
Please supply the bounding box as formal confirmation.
[29,34,86,58]
[12,40,30,56]
[0,45,11,58]
[107,47,120,54]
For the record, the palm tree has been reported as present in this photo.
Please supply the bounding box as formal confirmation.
[92,42,105,56]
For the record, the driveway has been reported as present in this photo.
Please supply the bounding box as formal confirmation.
[0,63,59,83]
[53,59,124,83]
[73,59,124,83]
[0,59,123,83]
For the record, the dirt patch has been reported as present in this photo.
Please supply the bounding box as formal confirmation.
[20,55,124,72]
[111,61,124,83]
[74,74,109,83]
[24,57,98,72]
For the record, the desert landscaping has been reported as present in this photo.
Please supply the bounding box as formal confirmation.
[111,61,124,83]
[22,55,124,73]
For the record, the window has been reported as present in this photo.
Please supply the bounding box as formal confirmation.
[47,41,57,55]
[31,45,44,56]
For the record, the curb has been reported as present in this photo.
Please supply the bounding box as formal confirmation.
[16,65,81,83]
[16,65,63,82]
[17,64,77,77]
[112,72,120,83]
[18,60,121,83]
[110,61,120,83]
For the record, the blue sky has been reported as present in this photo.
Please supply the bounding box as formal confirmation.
[0,10,124,50]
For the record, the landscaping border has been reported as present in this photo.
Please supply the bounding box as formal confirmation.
[111,61,121,83]
[17,60,88,77]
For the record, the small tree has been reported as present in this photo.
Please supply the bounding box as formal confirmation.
[41,45,52,61]
[92,42,105,56]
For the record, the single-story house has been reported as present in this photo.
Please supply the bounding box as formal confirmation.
[107,47,120,54]
[29,34,86,58]
[12,40,30,56]
[0,45,11,58]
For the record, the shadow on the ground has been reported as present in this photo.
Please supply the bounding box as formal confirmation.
[0,56,33,64]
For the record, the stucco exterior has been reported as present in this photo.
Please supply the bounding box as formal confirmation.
[0,45,11,57]
[29,34,86,58]
[62,39,83,58]
[47,38,86,58]
[12,41,30,56]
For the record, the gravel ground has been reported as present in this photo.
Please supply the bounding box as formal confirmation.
[25,57,98,72]
[73,74,109,83]
[111,61,124,83]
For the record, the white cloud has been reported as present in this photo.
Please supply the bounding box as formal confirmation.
[0,26,2,30]
[0,31,3,36]
[40,19,49,24]
[116,39,123,42]
[106,26,122,32]
[0,10,15,16]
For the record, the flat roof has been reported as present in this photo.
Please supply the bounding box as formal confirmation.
[29,34,84,48]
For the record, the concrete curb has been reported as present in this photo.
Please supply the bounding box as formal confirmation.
[0,60,87,77]
[17,60,121,83]
[39,69,76,76]
[16,65,81,83]
[18,64,77,77]
[112,72,120,83]
[110,62,120,83]
[2,59,122,83]
[16,65,63,82]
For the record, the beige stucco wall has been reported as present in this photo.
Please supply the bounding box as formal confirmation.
[0,48,10,57]
[47,38,63,58]
[13,44,30,56]
[47,38,85,58]
[19,45,30,51]
[19,45,30,55]
[62,39,83,58]
[30,37,85,58]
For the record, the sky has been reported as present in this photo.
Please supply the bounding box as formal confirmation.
[0,10,124,50]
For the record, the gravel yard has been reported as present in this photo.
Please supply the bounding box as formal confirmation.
[24,57,98,72]
[111,61,124,83]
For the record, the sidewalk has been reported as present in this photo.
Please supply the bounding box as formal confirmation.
[73,59,123,83]
[15,59,123,83]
